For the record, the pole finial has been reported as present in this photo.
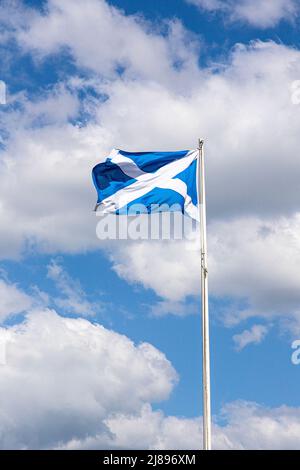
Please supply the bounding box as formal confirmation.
[198,139,204,150]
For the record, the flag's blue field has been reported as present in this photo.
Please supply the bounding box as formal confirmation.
[92,149,199,219]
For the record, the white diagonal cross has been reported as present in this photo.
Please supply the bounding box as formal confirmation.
[97,148,198,220]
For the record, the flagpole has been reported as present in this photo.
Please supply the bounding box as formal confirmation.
[197,139,212,450]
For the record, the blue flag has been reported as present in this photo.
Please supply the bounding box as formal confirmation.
[92,148,199,220]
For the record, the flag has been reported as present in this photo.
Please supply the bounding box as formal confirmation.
[92,148,199,220]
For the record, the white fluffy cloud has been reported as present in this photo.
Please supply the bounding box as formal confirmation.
[0,309,177,449]
[59,400,300,450]
[187,0,299,28]
[17,0,199,89]
[72,404,203,450]
[0,115,107,258]
[0,1,300,330]
[109,214,300,329]
[208,215,300,328]
[1,0,300,451]
[1,310,300,449]
[110,237,200,304]
[214,401,300,450]
[112,401,300,450]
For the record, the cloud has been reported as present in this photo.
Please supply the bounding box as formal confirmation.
[71,404,203,450]
[186,0,299,28]
[233,324,268,350]
[0,309,177,449]
[108,401,300,450]
[47,259,100,316]
[89,41,300,219]
[208,215,300,330]
[214,401,300,450]
[0,308,299,449]
[109,237,200,304]
[0,112,106,258]
[59,400,300,450]
[0,0,299,451]
[16,0,199,89]
[108,213,300,331]
[209,219,281,310]
[0,278,33,322]
[0,1,300,329]
[0,0,35,44]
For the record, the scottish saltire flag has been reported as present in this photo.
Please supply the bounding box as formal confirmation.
[92,148,199,220]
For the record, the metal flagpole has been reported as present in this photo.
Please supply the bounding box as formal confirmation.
[197,139,212,450]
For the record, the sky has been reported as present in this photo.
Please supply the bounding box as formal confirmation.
[1,0,300,450]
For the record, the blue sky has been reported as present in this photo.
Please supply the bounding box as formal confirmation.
[1,0,300,450]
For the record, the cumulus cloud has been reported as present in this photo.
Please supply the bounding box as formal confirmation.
[53,405,201,450]
[0,310,177,449]
[208,216,300,327]
[233,324,268,350]
[0,1,300,331]
[80,404,203,450]
[59,400,300,450]
[110,237,200,304]
[0,0,299,451]
[1,311,300,450]
[214,401,300,450]
[187,0,299,28]
[16,0,200,89]
[0,114,106,258]
[109,214,300,330]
